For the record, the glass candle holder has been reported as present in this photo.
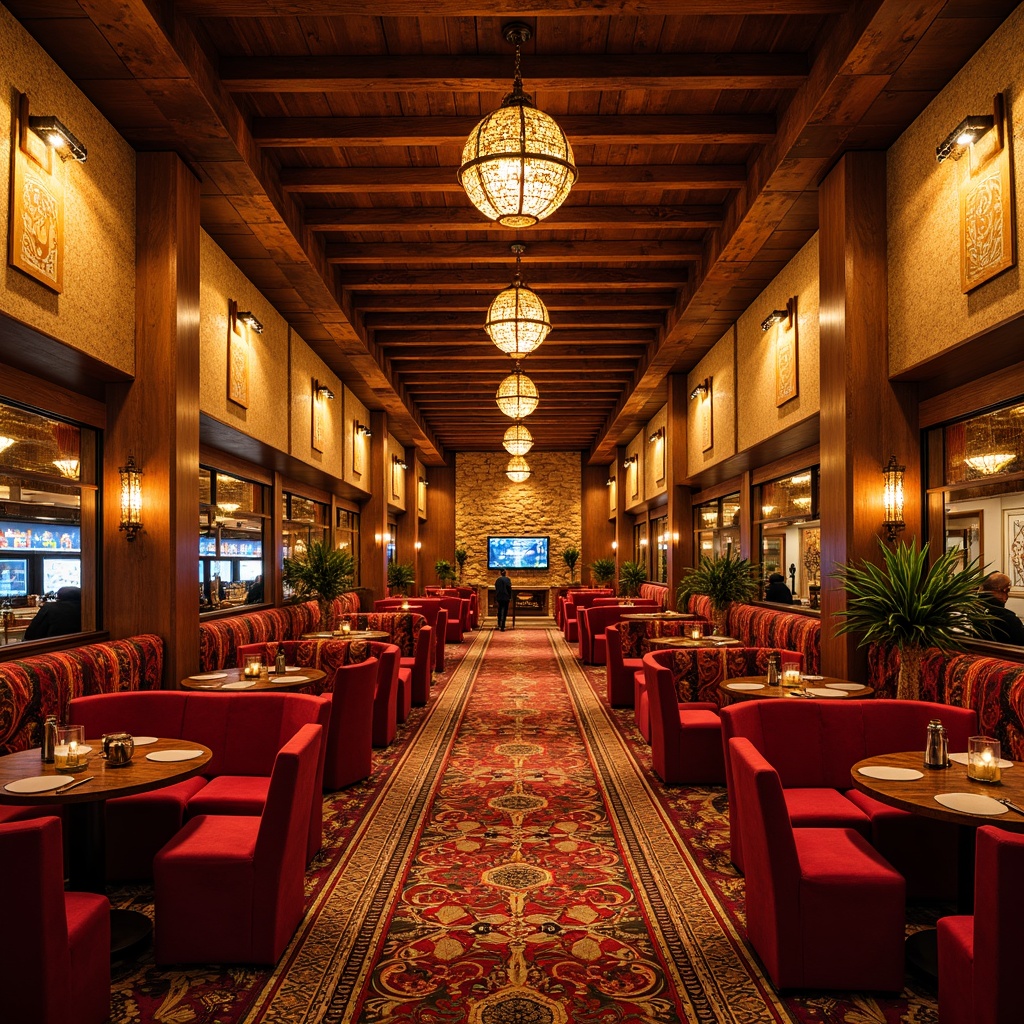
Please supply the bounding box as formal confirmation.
[967,736,1002,783]
[401,601,410,610]
[341,621,351,634]
[690,624,703,640]
[55,725,87,770]
[781,668,803,689]
[243,654,264,679]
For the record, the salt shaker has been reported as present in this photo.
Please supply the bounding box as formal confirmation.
[275,646,287,676]
[765,652,780,686]
[41,715,57,763]
[924,718,949,769]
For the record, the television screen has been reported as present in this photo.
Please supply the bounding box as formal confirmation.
[0,559,28,598]
[488,536,549,570]
[43,558,81,593]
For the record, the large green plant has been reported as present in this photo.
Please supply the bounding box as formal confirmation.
[832,539,993,700]
[590,557,616,588]
[676,553,758,614]
[282,541,355,631]
[387,561,416,597]
[435,559,457,586]
[562,546,581,584]
[618,560,648,598]
[454,546,468,584]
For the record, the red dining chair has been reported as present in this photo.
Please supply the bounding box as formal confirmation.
[0,817,110,1024]
[938,825,1024,1024]
[154,723,322,965]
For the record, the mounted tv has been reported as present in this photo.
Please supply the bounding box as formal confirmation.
[488,536,549,570]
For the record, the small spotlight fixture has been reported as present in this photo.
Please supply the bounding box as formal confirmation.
[690,377,711,401]
[648,427,665,444]
[936,113,996,163]
[313,379,335,400]
[355,422,372,437]
[28,113,87,162]
[419,476,429,486]
[623,454,638,469]
[606,477,615,487]
[392,455,408,470]
[236,310,264,334]
[761,297,796,332]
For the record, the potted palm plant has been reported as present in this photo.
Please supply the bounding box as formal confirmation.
[562,546,581,585]
[832,539,993,700]
[282,540,355,632]
[590,557,616,589]
[435,559,457,587]
[387,561,416,597]
[676,553,758,634]
[618,560,648,598]
[454,546,468,584]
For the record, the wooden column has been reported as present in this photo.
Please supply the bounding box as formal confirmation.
[818,151,920,682]
[613,446,631,574]
[666,374,692,603]
[360,409,391,600]
[419,463,456,586]
[104,152,200,685]
[581,462,615,586]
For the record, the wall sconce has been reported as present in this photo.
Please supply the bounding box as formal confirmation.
[236,310,264,334]
[28,112,87,162]
[936,100,1000,162]
[648,427,665,444]
[375,531,392,545]
[415,541,422,550]
[606,476,615,486]
[882,454,906,542]
[612,540,618,551]
[393,455,408,470]
[761,297,796,332]
[690,377,711,401]
[355,422,372,437]
[623,454,637,469]
[313,379,335,401]
[118,454,143,541]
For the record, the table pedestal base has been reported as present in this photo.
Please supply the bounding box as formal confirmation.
[906,928,938,987]
[111,909,152,959]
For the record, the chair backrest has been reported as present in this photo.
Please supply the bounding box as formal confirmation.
[728,737,800,982]
[643,656,682,774]
[0,817,72,1020]
[72,690,190,740]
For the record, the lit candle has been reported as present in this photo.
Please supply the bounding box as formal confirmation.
[782,668,802,689]
[54,744,70,769]
[401,601,410,610]
[690,625,702,640]
[967,736,1002,783]
[341,622,351,634]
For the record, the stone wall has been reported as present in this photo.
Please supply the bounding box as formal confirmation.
[455,451,582,590]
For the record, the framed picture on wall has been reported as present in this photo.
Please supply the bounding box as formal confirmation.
[700,392,713,452]
[353,422,365,475]
[311,383,325,453]
[1003,508,1024,595]
[775,324,798,406]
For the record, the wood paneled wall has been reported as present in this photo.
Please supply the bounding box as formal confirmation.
[581,463,615,585]
[418,463,456,594]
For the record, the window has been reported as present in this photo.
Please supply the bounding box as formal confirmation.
[693,493,740,562]
[650,513,668,584]
[0,399,96,646]
[633,521,648,569]
[336,508,360,586]
[281,492,330,602]
[754,467,818,604]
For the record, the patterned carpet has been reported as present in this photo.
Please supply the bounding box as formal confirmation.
[110,629,941,1024]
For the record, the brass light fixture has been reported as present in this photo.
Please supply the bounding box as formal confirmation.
[393,455,408,470]
[606,477,615,487]
[28,112,87,162]
[496,367,539,418]
[648,427,665,444]
[965,451,1016,475]
[503,422,534,456]
[458,22,577,228]
[506,455,532,483]
[485,244,551,357]
[623,454,638,469]
[882,455,906,543]
[936,111,997,163]
[119,454,143,542]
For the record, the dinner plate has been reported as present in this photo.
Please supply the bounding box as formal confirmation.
[949,751,1013,769]
[934,792,1007,816]
[826,682,865,690]
[221,680,256,690]
[800,674,824,682]
[4,775,75,794]
[858,765,924,781]
[189,672,227,681]
[132,736,158,746]
[285,666,302,673]
[271,674,310,683]
[146,749,204,763]
[805,687,846,698]
[726,682,765,691]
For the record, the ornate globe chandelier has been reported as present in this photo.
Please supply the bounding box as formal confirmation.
[495,367,539,419]
[485,244,551,358]
[503,422,534,456]
[506,456,532,483]
[458,23,577,228]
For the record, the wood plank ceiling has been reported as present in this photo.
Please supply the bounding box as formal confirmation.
[5,0,1017,467]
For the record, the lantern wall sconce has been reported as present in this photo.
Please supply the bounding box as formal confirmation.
[612,540,618,551]
[936,98,1001,162]
[355,422,372,437]
[623,454,638,469]
[690,378,711,401]
[118,454,143,542]
[393,455,408,470]
[415,541,422,550]
[882,454,906,542]
[313,379,335,401]
[28,110,87,162]
[648,427,665,444]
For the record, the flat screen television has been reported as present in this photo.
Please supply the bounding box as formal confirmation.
[487,536,549,570]
[0,558,28,598]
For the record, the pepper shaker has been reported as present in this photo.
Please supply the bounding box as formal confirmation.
[41,715,57,763]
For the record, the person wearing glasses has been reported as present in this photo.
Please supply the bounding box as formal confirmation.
[979,573,1024,645]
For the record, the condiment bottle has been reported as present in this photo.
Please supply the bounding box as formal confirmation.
[765,652,780,686]
[924,719,949,769]
[275,646,287,676]
[41,715,57,763]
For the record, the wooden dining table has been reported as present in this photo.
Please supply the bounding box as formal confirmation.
[301,629,391,641]
[180,666,326,692]
[719,676,874,702]
[648,634,742,649]
[620,612,696,621]
[0,737,213,955]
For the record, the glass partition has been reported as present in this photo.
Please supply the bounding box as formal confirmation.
[754,468,819,605]
[693,492,740,561]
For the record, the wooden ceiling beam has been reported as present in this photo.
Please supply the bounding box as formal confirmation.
[306,204,725,232]
[221,53,807,93]
[387,347,643,362]
[326,240,702,264]
[368,311,664,330]
[340,268,687,290]
[281,164,747,193]
[352,291,677,312]
[378,329,653,346]
[179,1,852,15]
[253,114,775,148]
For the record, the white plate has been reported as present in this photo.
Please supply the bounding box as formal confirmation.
[800,674,824,681]
[858,765,924,781]
[949,751,1013,769]
[189,672,227,681]
[805,687,846,698]
[221,680,256,690]
[826,682,865,691]
[132,736,158,746]
[934,792,1007,816]
[727,682,765,691]
[272,674,310,683]
[285,666,302,673]
[146,749,204,763]
[4,775,75,794]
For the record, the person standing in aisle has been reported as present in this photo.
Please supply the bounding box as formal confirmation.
[495,568,512,631]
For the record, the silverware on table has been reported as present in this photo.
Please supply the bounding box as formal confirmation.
[997,798,1024,816]
[53,775,94,795]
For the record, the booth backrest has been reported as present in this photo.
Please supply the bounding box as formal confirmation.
[198,594,361,672]
[234,637,384,694]
[591,598,661,609]
[617,618,694,659]
[577,604,661,663]
[336,612,425,658]
[869,643,1024,760]
[638,583,669,608]
[647,647,803,706]
[0,634,164,755]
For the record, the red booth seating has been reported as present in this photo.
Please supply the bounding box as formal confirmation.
[435,596,466,643]
[0,633,163,755]
[577,603,660,665]
[375,598,448,673]
[639,582,669,607]
[562,590,614,643]
[70,691,330,877]
[0,817,110,1024]
[605,624,644,707]
[154,723,322,966]
[642,651,724,784]
[938,825,1024,1024]
[869,642,1024,760]
[198,593,362,673]
[720,699,976,898]
[336,612,431,712]
[729,737,906,992]
[430,587,476,630]
[234,639,379,790]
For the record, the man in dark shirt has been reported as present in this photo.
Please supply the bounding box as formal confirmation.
[979,573,1024,646]
[764,572,794,604]
[495,568,512,632]
[23,586,82,641]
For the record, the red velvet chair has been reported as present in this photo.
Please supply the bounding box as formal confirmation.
[437,596,465,643]
[0,817,110,1024]
[729,737,906,992]
[642,651,724,784]
[605,623,643,707]
[374,597,445,683]
[937,825,1024,1024]
[577,603,659,665]
[154,723,322,965]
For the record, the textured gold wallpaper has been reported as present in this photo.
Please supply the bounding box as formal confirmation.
[343,387,371,493]
[290,332,344,477]
[687,327,736,475]
[0,6,135,373]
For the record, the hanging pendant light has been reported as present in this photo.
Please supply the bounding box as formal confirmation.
[506,455,531,483]
[485,244,551,358]
[503,422,534,456]
[496,367,539,419]
[458,23,577,228]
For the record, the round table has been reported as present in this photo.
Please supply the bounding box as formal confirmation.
[0,737,213,955]
[621,612,696,621]
[180,666,326,692]
[719,676,874,702]
[301,629,391,641]
[649,635,742,649]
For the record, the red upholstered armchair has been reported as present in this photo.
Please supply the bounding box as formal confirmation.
[605,623,643,707]
[0,817,110,1024]
[729,737,906,993]
[577,603,659,665]
[154,723,323,965]
[938,825,1024,1024]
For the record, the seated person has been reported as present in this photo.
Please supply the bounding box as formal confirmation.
[23,586,82,640]
[978,572,1024,645]
[247,574,265,604]
[763,572,794,604]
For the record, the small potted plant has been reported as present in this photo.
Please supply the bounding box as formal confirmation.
[387,561,416,597]
[454,546,468,585]
[590,557,616,589]
[282,540,355,632]
[676,553,758,634]
[618,560,648,599]
[562,546,581,585]
[435,559,457,587]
